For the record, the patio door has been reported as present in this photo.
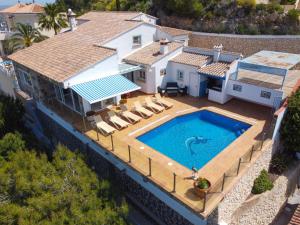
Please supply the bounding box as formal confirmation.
[189,72,200,97]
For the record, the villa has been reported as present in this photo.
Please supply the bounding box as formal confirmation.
[5,11,300,225]
[0,2,55,56]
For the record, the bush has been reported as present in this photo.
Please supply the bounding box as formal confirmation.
[196,177,210,189]
[251,169,274,194]
[269,153,291,174]
[280,89,300,152]
[0,132,25,158]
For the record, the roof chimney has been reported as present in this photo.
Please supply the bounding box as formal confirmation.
[160,39,169,55]
[67,9,77,31]
[213,44,223,62]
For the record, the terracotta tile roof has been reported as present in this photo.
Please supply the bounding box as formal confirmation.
[0,3,44,14]
[159,26,191,36]
[289,204,300,225]
[8,11,144,82]
[124,41,183,66]
[198,62,231,77]
[170,52,211,67]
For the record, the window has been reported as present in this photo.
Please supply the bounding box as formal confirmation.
[91,102,102,112]
[160,68,166,76]
[233,84,242,92]
[133,35,142,46]
[261,90,271,99]
[103,97,115,106]
[138,71,146,82]
[18,69,32,86]
[62,88,73,107]
[177,70,184,81]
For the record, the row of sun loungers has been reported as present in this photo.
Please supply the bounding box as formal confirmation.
[92,94,173,136]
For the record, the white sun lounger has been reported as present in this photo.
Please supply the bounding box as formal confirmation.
[145,97,164,113]
[107,111,130,130]
[154,93,173,109]
[93,115,116,136]
[133,101,153,118]
[120,104,142,124]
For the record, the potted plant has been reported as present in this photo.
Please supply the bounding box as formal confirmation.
[193,177,211,198]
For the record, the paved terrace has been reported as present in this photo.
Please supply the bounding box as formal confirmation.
[44,92,274,218]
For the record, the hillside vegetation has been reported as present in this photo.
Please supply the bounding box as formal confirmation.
[56,0,300,35]
[0,95,128,224]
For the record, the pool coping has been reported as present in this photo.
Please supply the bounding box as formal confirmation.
[122,105,259,186]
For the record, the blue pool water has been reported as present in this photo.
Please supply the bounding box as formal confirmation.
[137,110,251,170]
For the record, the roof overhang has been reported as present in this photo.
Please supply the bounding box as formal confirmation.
[200,73,226,80]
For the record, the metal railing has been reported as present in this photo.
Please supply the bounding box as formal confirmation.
[43,99,274,214]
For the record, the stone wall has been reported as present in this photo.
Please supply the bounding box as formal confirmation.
[37,106,195,225]
[207,141,274,225]
[189,33,300,57]
[230,163,300,225]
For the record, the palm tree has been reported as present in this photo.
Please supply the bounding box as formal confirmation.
[8,23,47,53]
[39,3,68,35]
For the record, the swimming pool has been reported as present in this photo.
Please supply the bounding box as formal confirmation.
[137,110,251,170]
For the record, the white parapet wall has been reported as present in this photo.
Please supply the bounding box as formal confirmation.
[0,62,16,98]
[226,80,283,107]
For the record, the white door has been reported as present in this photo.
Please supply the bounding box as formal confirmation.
[189,72,200,97]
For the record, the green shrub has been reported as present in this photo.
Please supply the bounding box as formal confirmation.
[196,177,210,189]
[252,169,274,194]
[287,9,300,24]
[0,132,25,158]
[280,89,300,152]
[270,153,291,174]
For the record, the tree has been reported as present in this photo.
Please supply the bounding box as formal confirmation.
[0,132,25,158]
[116,0,121,10]
[39,3,68,35]
[8,23,47,53]
[0,144,128,224]
[280,89,300,152]
[0,95,24,137]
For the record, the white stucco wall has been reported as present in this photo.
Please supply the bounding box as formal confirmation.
[167,62,206,96]
[131,13,157,25]
[6,13,55,37]
[226,80,283,107]
[0,70,16,98]
[155,30,189,46]
[104,24,157,61]
[152,47,183,91]
[133,67,153,94]
[63,54,119,88]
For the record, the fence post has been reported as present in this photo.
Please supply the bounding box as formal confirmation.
[221,173,226,191]
[202,192,207,212]
[237,158,242,175]
[96,128,99,141]
[82,116,86,132]
[110,135,114,151]
[148,158,152,177]
[128,145,131,163]
[249,145,254,162]
[260,132,266,150]
[172,173,176,193]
